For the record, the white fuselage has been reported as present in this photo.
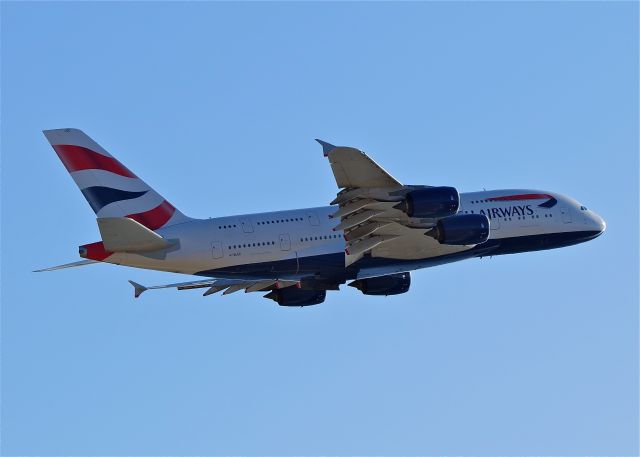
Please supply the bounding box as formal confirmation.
[98,189,605,281]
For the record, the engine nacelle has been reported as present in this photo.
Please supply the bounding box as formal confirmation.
[264,288,326,306]
[396,187,459,218]
[432,214,490,245]
[349,272,411,296]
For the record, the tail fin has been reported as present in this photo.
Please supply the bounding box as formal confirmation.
[43,128,190,230]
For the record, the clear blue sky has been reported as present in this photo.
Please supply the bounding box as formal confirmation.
[1,2,638,455]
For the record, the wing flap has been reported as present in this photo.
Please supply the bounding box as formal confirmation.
[245,280,277,292]
[332,209,387,232]
[222,284,246,295]
[203,285,228,296]
[346,235,399,258]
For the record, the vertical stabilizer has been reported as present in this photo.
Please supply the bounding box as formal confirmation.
[43,128,190,230]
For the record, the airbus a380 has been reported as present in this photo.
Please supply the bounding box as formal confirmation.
[38,129,606,306]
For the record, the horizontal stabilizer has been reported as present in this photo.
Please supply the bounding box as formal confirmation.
[97,217,172,252]
[34,259,99,272]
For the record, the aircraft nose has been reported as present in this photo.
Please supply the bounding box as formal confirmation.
[592,212,606,234]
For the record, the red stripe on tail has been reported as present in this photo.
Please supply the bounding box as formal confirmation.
[487,193,553,202]
[53,144,137,178]
[126,200,175,230]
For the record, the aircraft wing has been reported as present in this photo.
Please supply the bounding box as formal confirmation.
[128,277,303,298]
[317,140,444,266]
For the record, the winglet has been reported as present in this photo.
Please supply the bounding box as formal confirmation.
[315,139,337,157]
[128,280,148,298]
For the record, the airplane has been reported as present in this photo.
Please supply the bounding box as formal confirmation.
[37,128,606,306]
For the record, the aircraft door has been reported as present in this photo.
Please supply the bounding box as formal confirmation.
[489,213,500,230]
[211,241,223,259]
[240,218,254,233]
[561,206,572,223]
[279,233,291,251]
[307,212,320,226]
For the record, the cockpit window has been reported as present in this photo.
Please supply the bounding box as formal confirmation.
[580,206,588,211]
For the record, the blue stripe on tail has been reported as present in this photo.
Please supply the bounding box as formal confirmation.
[80,186,148,213]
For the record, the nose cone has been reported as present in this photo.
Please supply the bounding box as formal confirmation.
[591,212,606,234]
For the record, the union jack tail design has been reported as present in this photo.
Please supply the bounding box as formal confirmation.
[43,128,190,230]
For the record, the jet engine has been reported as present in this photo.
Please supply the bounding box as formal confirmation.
[349,272,411,296]
[264,288,326,306]
[429,214,490,245]
[395,187,459,218]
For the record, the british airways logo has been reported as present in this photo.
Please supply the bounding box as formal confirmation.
[475,193,557,219]
[481,205,534,219]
